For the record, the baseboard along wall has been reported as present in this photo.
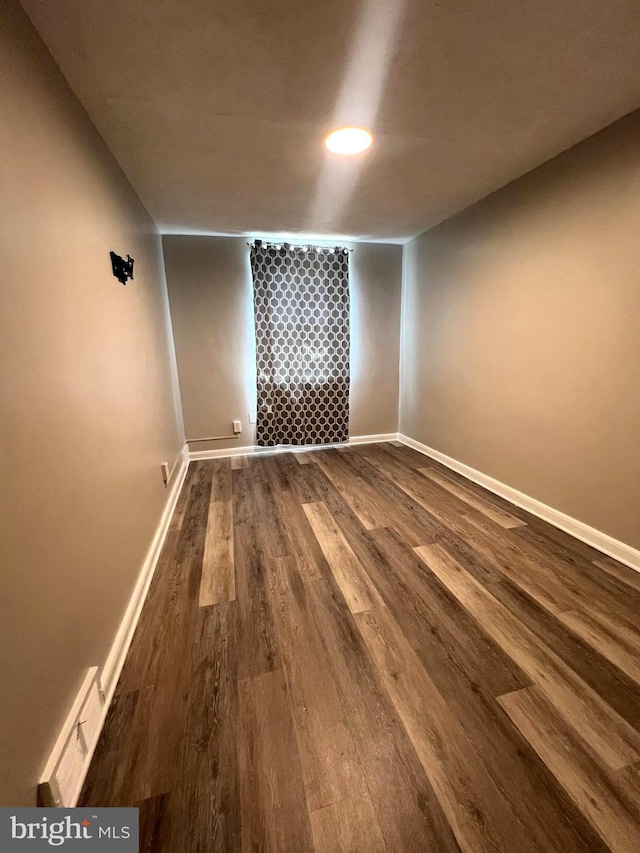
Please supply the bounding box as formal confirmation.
[100,443,190,698]
[188,432,399,460]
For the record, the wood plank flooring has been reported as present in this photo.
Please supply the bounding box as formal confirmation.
[80,442,640,852]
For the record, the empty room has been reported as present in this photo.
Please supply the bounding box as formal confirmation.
[2,0,640,850]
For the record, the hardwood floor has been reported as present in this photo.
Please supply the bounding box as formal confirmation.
[79,442,640,852]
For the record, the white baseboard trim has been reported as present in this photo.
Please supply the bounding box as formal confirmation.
[398,433,640,574]
[42,442,190,806]
[38,668,103,807]
[100,443,189,697]
[349,432,399,445]
[189,433,399,461]
[189,443,256,460]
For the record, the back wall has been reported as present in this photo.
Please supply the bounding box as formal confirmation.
[163,236,402,451]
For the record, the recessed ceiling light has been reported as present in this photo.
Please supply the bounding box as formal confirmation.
[325,126,373,156]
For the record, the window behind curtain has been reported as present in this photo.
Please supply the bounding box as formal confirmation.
[250,241,350,446]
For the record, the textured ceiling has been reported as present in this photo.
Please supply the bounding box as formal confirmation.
[20,0,640,241]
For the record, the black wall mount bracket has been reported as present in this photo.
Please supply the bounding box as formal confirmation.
[110,251,135,285]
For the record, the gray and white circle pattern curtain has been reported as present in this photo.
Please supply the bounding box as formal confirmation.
[250,241,350,446]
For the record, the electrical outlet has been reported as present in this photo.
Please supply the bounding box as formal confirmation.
[233,420,242,435]
[249,413,256,424]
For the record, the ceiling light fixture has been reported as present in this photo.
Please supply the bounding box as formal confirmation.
[324,126,373,156]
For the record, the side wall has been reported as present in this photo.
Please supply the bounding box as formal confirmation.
[0,0,185,804]
[163,236,402,451]
[400,111,640,551]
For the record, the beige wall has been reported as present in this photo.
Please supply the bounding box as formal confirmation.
[350,243,403,436]
[0,0,184,805]
[400,111,640,551]
[163,236,257,450]
[163,236,402,452]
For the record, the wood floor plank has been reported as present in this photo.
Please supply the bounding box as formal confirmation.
[231,455,249,469]
[359,445,576,614]
[274,487,327,581]
[360,536,604,851]
[366,527,529,698]
[342,447,441,545]
[593,557,640,594]
[513,522,601,570]
[504,520,640,632]
[456,512,580,615]
[412,647,609,853]
[119,461,213,801]
[211,457,233,502]
[375,440,434,470]
[618,760,640,804]
[260,454,294,492]
[163,602,240,852]
[233,467,282,679]
[115,527,181,696]
[354,605,546,853]
[117,464,202,695]
[315,450,390,530]
[234,525,281,678]
[137,794,168,853]
[374,446,600,619]
[295,459,363,518]
[310,795,388,853]
[303,501,384,613]
[168,469,194,534]
[79,689,140,807]
[287,455,332,503]
[256,475,291,558]
[238,669,314,852]
[268,555,368,812]
[568,563,640,636]
[419,467,527,528]
[484,572,640,732]
[498,685,640,853]
[417,542,640,770]
[305,574,462,853]
[200,499,235,605]
[408,450,532,524]
[558,608,640,685]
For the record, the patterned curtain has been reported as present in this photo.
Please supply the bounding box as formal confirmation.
[250,241,350,447]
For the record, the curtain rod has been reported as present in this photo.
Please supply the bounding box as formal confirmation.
[246,240,353,253]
